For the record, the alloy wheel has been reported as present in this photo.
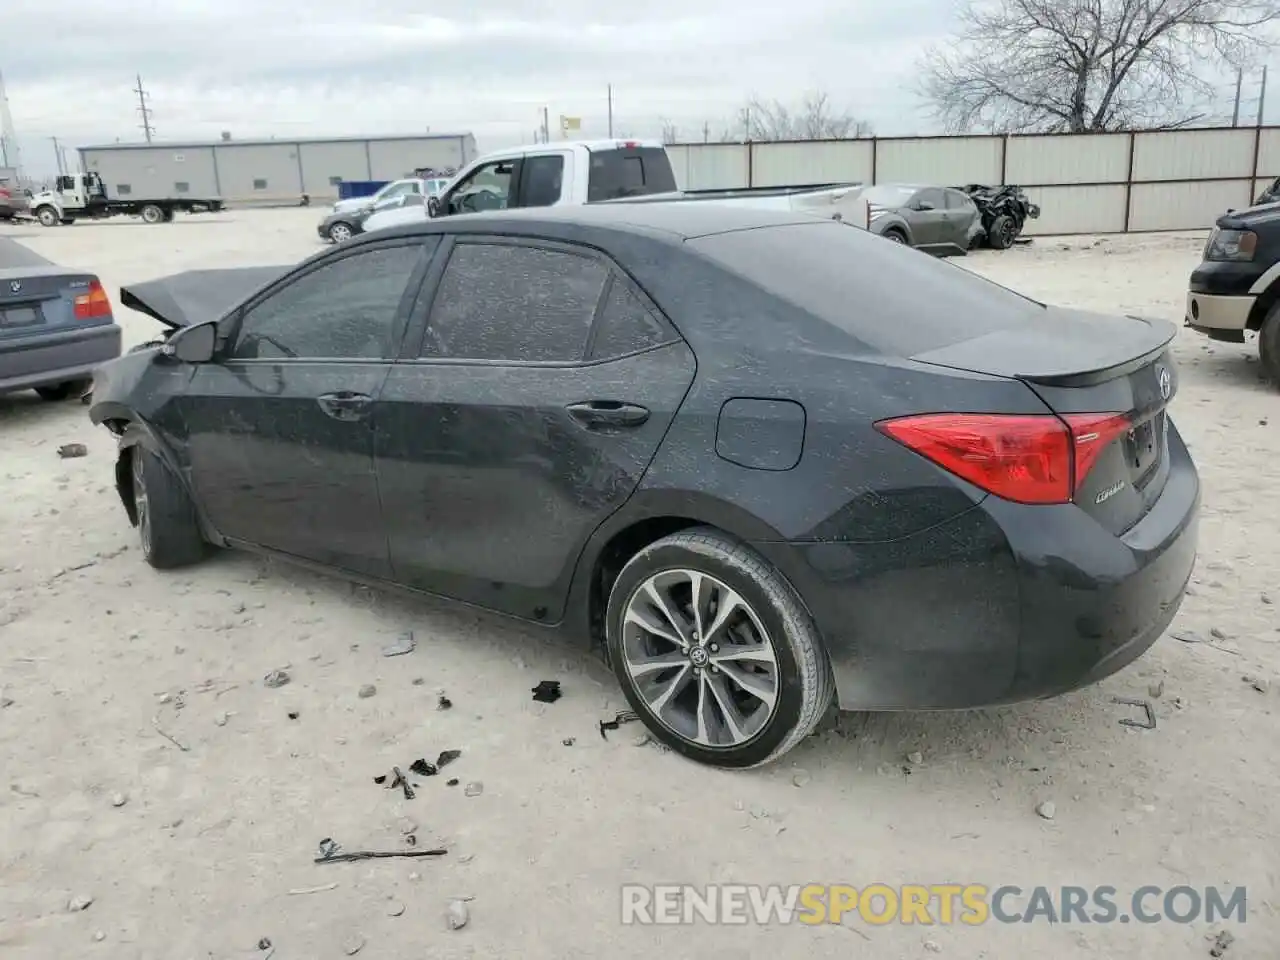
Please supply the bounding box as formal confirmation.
[132,453,152,558]
[620,569,780,748]
[330,223,352,242]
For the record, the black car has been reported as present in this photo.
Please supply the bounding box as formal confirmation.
[89,204,1199,769]
[1185,201,1280,383]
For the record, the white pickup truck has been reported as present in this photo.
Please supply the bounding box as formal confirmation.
[361,139,870,234]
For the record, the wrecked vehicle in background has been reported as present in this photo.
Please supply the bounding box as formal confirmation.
[89,203,1197,771]
[959,184,1041,249]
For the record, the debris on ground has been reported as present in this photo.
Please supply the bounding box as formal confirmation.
[257,937,272,950]
[1113,697,1157,729]
[387,900,406,917]
[447,778,459,787]
[408,749,461,778]
[381,631,416,657]
[599,709,640,739]
[1242,675,1270,693]
[389,766,415,800]
[1149,680,1165,699]
[1210,930,1235,957]
[110,792,128,808]
[0,697,13,709]
[342,933,366,956]
[398,818,417,835]
[152,721,190,752]
[464,781,483,797]
[57,443,88,459]
[1035,801,1056,820]
[446,899,470,930]
[792,770,811,787]
[437,748,462,769]
[92,931,105,942]
[318,838,340,859]
[288,882,338,896]
[67,894,94,912]
[358,684,377,699]
[263,669,290,689]
[214,712,229,727]
[315,842,447,864]
[437,694,453,710]
[906,751,924,765]
[633,734,652,747]
[287,710,299,720]
[562,737,575,747]
[531,680,562,703]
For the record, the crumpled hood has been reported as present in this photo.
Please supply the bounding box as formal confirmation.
[120,266,291,329]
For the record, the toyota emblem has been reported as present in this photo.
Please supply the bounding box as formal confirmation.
[8,280,19,294]
[1156,366,1172,400]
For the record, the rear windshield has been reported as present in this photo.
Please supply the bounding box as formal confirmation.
[689,221,1045,356]
[587,147,677,202]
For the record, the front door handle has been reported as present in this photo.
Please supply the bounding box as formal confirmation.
[317,391,373,422]
[566,400,650,429]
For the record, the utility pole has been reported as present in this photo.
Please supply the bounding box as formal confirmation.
[1233,68,1244,126]
[607,84,614,138]
[50,136,64,176]
[134,73,155,142]
[0,68,20,176]
[542,106,550,144]
[1258,65,1269,127]
[703,121,710,143]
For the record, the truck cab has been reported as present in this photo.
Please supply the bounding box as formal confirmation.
[29,173,108,222]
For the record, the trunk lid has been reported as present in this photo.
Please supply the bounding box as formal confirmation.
[0,267,104,337]
[913,308,1179,535]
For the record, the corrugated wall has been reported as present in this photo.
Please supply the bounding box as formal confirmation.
[672,125,1280,235]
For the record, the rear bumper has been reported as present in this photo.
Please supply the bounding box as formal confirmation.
[0,323,123,394]
[1185,291,1254,331]
[752,424,1200,711]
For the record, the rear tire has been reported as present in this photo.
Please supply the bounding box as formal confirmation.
[1260,306,1280,385]
[987,214,1016,249]
[34,379,90,402]
[35,206,59,227]
[129,447,207,569]
[605,527,835,768]
[140,204,165,224]
[883,228,908,245]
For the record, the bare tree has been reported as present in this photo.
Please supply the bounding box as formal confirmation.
[660,118,681,144]
[730,91,873,140]
[921,0,1280,133]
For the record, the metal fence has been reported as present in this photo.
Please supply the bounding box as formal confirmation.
[666,126,1280,236]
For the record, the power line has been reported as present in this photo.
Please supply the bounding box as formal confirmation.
[134,73,155,143]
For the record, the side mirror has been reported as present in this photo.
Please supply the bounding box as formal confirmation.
[427,196,441,217]
[161,320,217,363]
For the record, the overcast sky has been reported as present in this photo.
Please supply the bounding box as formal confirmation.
[0,0,1263,177]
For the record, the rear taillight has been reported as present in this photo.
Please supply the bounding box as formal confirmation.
[875,412,1131,505]
[73,279,112,320]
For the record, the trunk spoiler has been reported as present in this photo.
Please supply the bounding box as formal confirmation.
[119,266,291,329]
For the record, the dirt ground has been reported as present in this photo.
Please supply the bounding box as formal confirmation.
[1,210,1276,959]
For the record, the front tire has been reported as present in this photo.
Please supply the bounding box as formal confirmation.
[883,228,908,245]
[1260,305,1280,385]
[328,221,354,242]
[35,206,59,227]
[140,204,165,224]
[987,214,1016,249]
[605,527,834,768]
[129,447,207,569]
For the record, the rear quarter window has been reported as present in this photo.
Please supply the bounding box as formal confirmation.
[587,148,677,202]
[689,221,1045,356]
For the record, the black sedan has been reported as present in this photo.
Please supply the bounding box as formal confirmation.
[88,203,1199,769]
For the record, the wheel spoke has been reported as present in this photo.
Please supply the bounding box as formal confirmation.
[719,662,778,710]
[705,672,748,743]
[710,642,775,666]
[624,604,685,650]
[688,571,709,641]
[646,664,691,716]
[693,673,711,745]
[628,650,689,678]
[641,580,690,648]
[702,586,746,646]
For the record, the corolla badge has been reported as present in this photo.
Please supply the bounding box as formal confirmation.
[8,280,20,293]
[1095,480,1127,505]
[1156,365,1172,400]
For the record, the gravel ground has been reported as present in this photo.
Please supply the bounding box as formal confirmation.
[1,210,1276,959]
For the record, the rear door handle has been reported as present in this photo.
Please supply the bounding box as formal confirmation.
[566,400,650,429]
[317,391,373,422]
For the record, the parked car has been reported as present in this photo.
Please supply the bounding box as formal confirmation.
[319,191,424,243]
[0,179,30,221]
[89,203,1198,769]
[1253,177,1280,206]
[330,177,425,216]
[1,238,122,400]
[1185,201,1280,383]
[960,184,1041,249]
[858,184,982,256]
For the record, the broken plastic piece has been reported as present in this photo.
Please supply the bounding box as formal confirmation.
[446,778,459,786]
[409,758,437,777]
[318,838,341,859]
[382,631,416,657]
[373,774,387,785]
[531,680,562,703]
[390,766,415,799]
[437,748,461,768]
[437,695,452,710]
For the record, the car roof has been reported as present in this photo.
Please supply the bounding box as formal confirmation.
[362,202,825,247]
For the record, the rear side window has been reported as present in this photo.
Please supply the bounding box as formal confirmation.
[944,189,971,210]
[422,242,609,362]
[689,221,1045,356]
[586,148,677,202]
[518,155,565,208]
[588,277,677,360]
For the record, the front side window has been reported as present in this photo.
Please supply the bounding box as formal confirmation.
[444,161,514,216]
[518,155,565,208]
[422,241,608,362]
[229,243,428,361]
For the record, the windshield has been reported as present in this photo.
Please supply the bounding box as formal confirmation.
[860,185,919,207]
